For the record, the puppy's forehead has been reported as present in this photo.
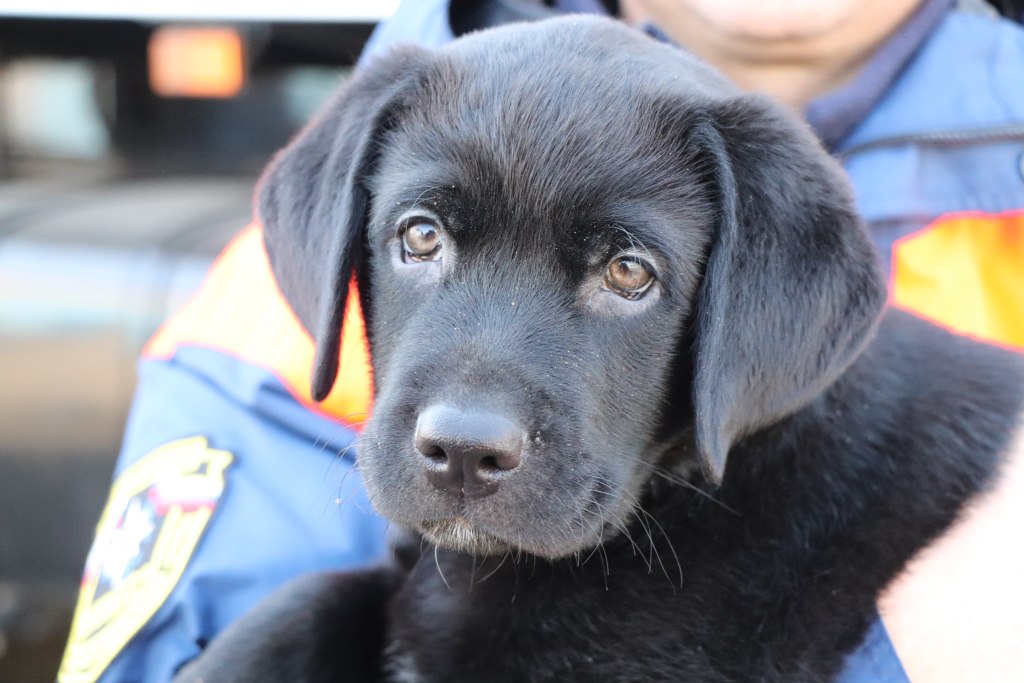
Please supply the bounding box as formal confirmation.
[440,16,736,103]
[380,17,725,233]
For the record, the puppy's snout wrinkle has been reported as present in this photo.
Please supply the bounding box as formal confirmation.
[415,404,524,498]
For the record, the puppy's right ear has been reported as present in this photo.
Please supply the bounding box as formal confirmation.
[258,47,427,401]
[688,96,886,482]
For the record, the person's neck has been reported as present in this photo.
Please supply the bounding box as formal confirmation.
[692,48,871,111]
[620,1,921,110]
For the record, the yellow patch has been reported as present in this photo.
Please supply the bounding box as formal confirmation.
[891,211,1024,351]
[58,437,233,683]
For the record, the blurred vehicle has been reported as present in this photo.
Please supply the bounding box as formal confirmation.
[0,3,394,680]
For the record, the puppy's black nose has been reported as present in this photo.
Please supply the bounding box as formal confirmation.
[415,404,524,498]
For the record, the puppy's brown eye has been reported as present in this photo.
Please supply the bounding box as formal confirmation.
[402,220,443,262]
[604,256,655,299]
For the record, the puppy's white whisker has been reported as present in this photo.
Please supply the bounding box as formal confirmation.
[433,544,451,591]
[476,549,510,584]
[620,452,740,516]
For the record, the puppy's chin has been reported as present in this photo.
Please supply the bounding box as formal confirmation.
[419,518,512,557]
[411,476,645,560]
[420,516,619,560]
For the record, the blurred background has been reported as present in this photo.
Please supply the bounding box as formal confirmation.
[0,2,396,680]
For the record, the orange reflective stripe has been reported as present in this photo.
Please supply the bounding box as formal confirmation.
[145,224,373,426]
[891,210,1024,351]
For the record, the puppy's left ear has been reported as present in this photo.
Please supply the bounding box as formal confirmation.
[257,47,427,401]
[691,95,887,480]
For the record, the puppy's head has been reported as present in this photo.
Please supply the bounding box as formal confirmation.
[259,17,885,558]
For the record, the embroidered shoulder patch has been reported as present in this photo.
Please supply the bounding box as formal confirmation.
[58,437,233,683]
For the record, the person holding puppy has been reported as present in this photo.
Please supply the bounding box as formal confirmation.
[60,1,1024,682]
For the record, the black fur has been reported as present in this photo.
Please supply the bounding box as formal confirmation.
[174,568,403,681]
[175,16,1024,683]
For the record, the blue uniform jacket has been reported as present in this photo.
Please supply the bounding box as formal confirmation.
[59,2,1024,682]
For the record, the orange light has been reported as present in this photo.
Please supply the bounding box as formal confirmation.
[148,26,245,99]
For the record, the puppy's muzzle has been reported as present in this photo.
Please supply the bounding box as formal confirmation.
[414,404,525,498]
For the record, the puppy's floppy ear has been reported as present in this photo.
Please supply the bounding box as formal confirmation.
[691,95,886,480]
[257,47,427,401]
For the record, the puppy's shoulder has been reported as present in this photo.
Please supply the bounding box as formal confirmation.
[847,308,1024,446]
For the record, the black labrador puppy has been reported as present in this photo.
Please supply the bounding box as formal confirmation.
[175,16,1024,683]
